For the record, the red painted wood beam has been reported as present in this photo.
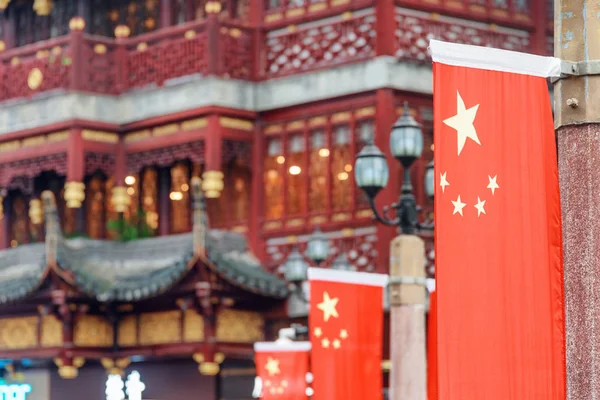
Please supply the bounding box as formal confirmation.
[221,127,254,142]
[81,140,118,155]
[67,129,85,182]
[249,122,264,258]
[114,136,126,186]
[205,115,223,172]
[375,0,396,56]
[531,0,548,55]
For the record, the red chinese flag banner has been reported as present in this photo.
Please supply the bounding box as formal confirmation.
[307,267,388,400]
[431,39,566,399]
[254,341,311,400]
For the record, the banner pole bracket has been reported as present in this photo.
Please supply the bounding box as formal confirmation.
[552,60,600,83]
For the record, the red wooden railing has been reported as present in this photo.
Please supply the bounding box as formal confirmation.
[0,17,254,100]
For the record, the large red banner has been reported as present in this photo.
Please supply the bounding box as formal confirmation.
[307,268,388,400]
[431,40,565,399]
[254,341,311,400]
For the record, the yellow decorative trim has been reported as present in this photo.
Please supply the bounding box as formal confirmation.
[125,130,152,143]
[308,116,327,127]
[332,212,352,221]
[183,309,204,342]
[229,28,242,38]
[309,215,327,224]
[82,129,119,144]
[69,16,86,31]
[0,317,38,349]
[28,68,43,90]
[342,11,352,19]
[117,316,137,347]
[309,2,327,12]
[36,50,49,59]
[216,309,264,343]
[74,315,114,347]
[287,235,297,243]
[181,118,207,131]
[219,117,254,131]
[287,25,297,33]
[184,30,197,39]
[199,362,220,376]
[152,124,179,137]
[204,0,222,13]
[232,225,247,233]
[265,125,283,135]
[355,107,375,118]
[332,0,349,6]
[40,315,63,347]
[286,120,304,131]
[22,136,46,148]
[286,218,304,227]
[382,360,391,371]
[286,7,304,17]
[139,311,181,345]
[342,228,354,237]
[396,107,417,116]
[10,57,19,66]
[263,221,282,230]
[356,209,374,218]
[136,42,148,52]
[0,141,20,153]
[47,131,69,142]
[331,112,351,123]
[0,41,5,52]
[264,13,282,23]
[51,46,62,56]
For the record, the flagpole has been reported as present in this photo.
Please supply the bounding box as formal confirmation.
[554,0,600,397]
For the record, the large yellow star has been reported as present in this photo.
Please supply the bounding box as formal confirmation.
[265,357,280,376]
[443,91,480,156]
[317,292,339,322]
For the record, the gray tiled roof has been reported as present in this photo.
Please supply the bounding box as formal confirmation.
[0,243,46,303]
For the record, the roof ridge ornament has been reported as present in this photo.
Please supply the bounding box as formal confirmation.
[41,190,61,266]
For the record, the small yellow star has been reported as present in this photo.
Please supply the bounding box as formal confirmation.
[277,387,284,394]
[270,387,276,395]
[265,380,271,387]
[322,338,330,348]
[281,380,288,388]
[314,327,323,337]
[265,357,280,376]
[317,292,339,322]
[340,329,348,339]
[487,175,499,195]
[333,339,341,349]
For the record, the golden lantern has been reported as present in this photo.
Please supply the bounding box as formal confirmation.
[204,1,222,13]
[111,186,131,213]
[28,199,43,224]
[114,25,131,39]
[33,0,53,16]
[199,362,220,376]
[201,171,224,198]
[0,0,10,11]
[68,16,86,31]
[64,181,85,208]
[0,195,4,220]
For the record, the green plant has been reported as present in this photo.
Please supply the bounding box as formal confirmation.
[63,232,90,239]
[107,209,154,242]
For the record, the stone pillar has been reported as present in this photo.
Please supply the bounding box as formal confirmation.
[388,234,426,400]
[555,0,600,398]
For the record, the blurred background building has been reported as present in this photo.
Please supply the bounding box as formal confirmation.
[0,0,553,398]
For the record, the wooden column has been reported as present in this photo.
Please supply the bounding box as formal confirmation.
[555,0,600,397]
[530,0,548,55]
[1,196,10,249]
[374,89,398,274]
[66,129,86,234]
[159,167,171,236]
[160,0,172,28]
[249,122,264,258]
[249,0,265,79]
[375,0,396,56]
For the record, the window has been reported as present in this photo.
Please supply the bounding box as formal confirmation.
[263,138,284,220]
[141,167,159,233]
[14,0,76,46]
[286,134,305,217]
[86,175,107,239]
[331,125,352,211]
[228,160,250,225]
[308,130,327,214]
[355,120,374,209]
[170,162,191,234]
[89,0,159,37]
[10,192,29,247]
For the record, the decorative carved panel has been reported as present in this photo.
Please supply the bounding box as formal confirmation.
[139,311,181,345]
[183,309,204,342]
[395,8,530,61]
[265,10,376,77]
[127,141,205,173]
[0,317,38,349]
[216,310,264,343]
[74,315,114,347]
[40,315,63,347]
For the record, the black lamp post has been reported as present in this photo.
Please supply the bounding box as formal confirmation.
[354,102,434,234]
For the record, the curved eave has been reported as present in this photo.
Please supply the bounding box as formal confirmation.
[206,251,289,299]
[0,243,48,305]
[55,235,196,302]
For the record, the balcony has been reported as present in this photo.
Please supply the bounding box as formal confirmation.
[0,17,254,102]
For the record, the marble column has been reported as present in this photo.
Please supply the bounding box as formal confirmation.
[389,234,426,400]
[555,0,600,398]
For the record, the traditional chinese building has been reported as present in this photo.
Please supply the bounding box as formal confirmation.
[0,0,553,398]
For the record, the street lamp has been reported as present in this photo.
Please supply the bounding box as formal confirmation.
[331,252,355,271]
[354,102,434,234]
[305,227,330,266]
[283,246,308,284]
